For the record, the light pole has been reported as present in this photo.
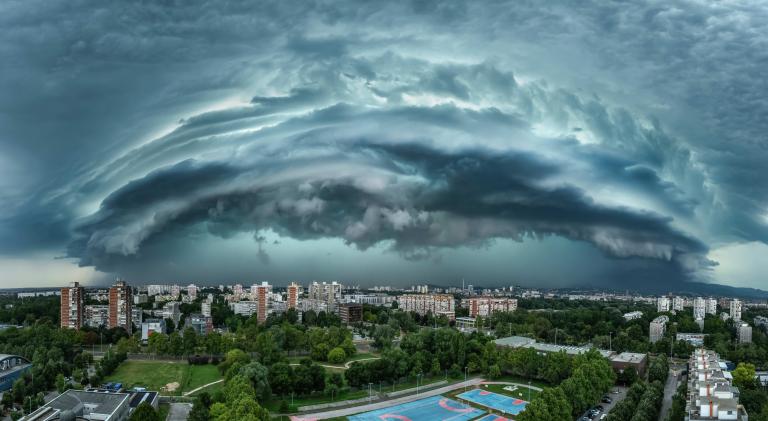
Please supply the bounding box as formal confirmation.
[368,382,372,402]
[416,373,422,396]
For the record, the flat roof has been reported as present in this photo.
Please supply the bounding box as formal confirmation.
[40,389,129,417]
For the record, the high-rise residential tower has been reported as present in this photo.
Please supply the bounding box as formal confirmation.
[109,280,133,333]
[60,282,84,329]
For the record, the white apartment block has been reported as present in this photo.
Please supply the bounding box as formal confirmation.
[738,324,752,344]
[706,298,718,315]
[463,297,517,317]
[657,296,670,313]
[673,296,685,312]
[685,349,747,420]
[187,284,198,299]
[623,311,643,321]
[649,315,669,343]
[230,301,258,317]
[201,302,211,317]
[693,297,706,320]
[342,294,396,306]
[308,281,343,313]
[399,294,455,319]
[730,299,742,322]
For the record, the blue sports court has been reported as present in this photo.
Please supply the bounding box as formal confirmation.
[456,389,528,416]
[348,395,485,421]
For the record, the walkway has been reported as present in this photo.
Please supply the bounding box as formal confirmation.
[288,357,381,371]
[183,379,224,396]
[291,378,485,420]
[659,368,683,421]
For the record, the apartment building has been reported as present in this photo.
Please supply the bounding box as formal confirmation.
[399,294,455,320]
[649,315,669,343]
[730,299,742,322]
[738,324,752,344]
[673,296,685,312]
[60,282,84,329]
[685,349,747,420]
[706,298,718,315]
[109,281,133,333]
[308,281,343,313]
[693,297,706,320]
[287,282,301,309]
[251,282,271,324]
[463,297,518,317]
[623,311,643,321]
[657,296,670,313]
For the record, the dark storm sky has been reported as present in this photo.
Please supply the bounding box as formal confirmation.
[1,1,767,289]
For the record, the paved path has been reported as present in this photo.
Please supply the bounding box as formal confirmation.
[345,357,380,369]
[659,369,682,421]
[167,402,192,421]
[183,379,224,396]
[291,378,485,420]
[288,357,382,371]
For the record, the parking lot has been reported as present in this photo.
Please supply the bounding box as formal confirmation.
[577,386,627,420]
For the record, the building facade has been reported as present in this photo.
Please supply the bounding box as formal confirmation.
[463,297,517,317]
[706,298,718,315]
[730,299,742,322]
[657,296,670,313]
[287,282,300,309]
[738,324,752,344]
[109,281,133,333]
[693,297,706,320]
[649,315,669,343]
[338,303,363,324]
[399,294,455,319]
[60,282,84,329]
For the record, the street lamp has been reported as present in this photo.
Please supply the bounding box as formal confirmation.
[368,382,373,402]
[527,381,531,402]
[416,373,422,396]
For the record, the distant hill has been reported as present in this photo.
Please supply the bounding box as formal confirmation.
[656,281,768,300]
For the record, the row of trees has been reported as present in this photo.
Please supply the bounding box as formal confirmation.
[517,349,616,420]
[606,381,664,421]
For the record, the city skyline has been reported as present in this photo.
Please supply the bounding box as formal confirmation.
[2,1,768,290]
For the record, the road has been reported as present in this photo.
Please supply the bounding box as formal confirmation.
[578,386,627,420]
[659,367,684,421]
[167,402,192,421]
[291,378,485,420]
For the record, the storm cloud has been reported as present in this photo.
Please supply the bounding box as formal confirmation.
[1,0,767,288]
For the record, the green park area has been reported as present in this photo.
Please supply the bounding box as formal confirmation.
[103,360,222,395]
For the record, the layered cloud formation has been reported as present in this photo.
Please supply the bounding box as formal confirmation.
[1,1,767,287]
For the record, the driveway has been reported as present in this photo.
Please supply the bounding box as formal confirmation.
[167,402,192,421]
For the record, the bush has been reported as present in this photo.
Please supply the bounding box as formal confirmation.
[327,347,347,364]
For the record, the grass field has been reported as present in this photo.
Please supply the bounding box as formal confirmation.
[103,360,222,395]
[481,383,541,401]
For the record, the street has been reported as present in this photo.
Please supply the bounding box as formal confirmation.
[659,365,685,421]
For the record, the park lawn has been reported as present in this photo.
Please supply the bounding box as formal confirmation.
[189,378,224,397]
[481,382,541,401]
[492,374,550,390]
[103,360,222,395]
[182,364,222,393]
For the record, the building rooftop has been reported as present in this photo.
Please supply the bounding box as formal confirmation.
[23,389,130,421]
